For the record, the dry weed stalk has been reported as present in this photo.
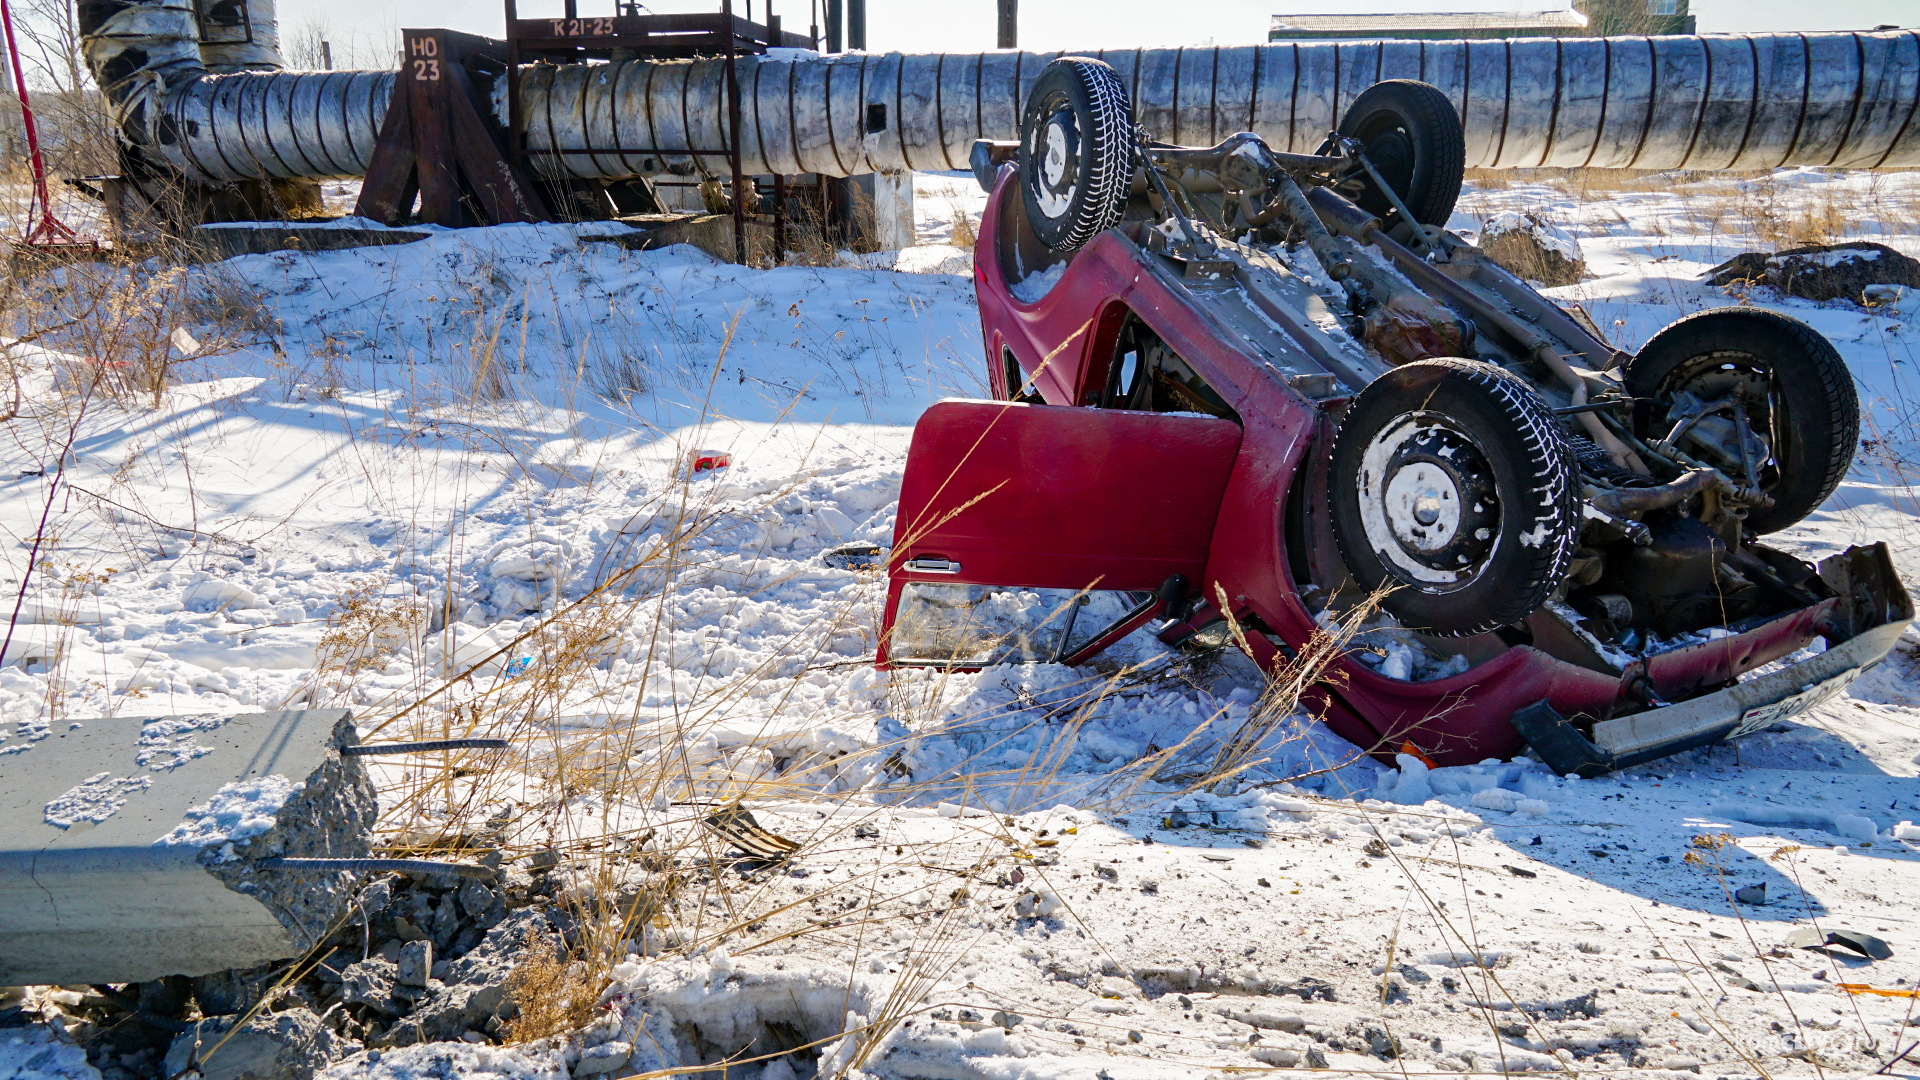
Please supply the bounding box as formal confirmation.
[947,197,980,249]
[315,578,429,678]
[504,928,599,1043]
[1204,582,1384,790]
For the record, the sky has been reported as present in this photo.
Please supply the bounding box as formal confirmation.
[278,0,1915,63]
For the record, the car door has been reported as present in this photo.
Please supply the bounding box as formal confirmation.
[878,399,1244,670]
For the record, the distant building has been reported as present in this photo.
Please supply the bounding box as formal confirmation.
[1267,1,1694,42]
[1579,0,1693,36]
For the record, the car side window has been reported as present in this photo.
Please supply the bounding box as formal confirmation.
[888,583,1156,667]
[1100,314,1238,422]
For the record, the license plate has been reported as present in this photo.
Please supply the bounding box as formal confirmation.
[1732,666,1864,738]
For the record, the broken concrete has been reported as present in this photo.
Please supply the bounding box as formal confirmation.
[397,940,433,987]
[162,1007,338,1080]
[379,909,554,1048]
[192,224,431,261]
[0,709,374,985]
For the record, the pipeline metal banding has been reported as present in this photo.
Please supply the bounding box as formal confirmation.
[520,35,1920,179]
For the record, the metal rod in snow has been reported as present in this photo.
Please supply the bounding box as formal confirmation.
[255,858,499,881]
[340,739,511,755]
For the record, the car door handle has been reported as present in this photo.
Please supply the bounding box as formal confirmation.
[903,555,962,574]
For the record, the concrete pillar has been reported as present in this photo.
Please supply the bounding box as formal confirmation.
[0,710,376,986]
[833,171,915,252]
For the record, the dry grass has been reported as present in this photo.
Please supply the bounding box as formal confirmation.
[0,226,275,405]
[503,927,599,1043]
[1697,174,1851,248]
[1468,166,1920,251]
[947,197,980,249]
[1463,167,1696,199]
[0,207,1395,1068]
[181,266,283,339]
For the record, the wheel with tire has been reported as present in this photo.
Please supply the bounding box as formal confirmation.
[1623,308,1858,534]
[1329,359,1580,637]
[1019,57,1135,253]
[1336,80,1465,230]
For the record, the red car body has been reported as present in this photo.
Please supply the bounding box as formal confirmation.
[876,167,1900,770]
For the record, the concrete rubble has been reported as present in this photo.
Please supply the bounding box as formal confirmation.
[1707,240,1920,303]
[0,708,604,1080]
[4,845,580,1079]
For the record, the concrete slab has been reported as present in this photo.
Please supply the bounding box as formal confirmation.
[192,225,431,260]
[0,709,375,985]
[587,213,771,264]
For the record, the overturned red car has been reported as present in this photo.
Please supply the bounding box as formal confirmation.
[876,58,1910,775]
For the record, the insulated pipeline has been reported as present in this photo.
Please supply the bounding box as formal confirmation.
[198,0,286,72]
[78,26,1920,183]
[166,69,394,180]
[520,32,1920,180]
[78,0,390,181]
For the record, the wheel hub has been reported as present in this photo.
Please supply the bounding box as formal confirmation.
[1033,105,1080,216]
[1356,416,1500,588]
[1385,463,1459,547]
[1368,130,1414,179]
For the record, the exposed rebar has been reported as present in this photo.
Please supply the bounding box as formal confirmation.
[254,857,498,881]
[340,738,510,756]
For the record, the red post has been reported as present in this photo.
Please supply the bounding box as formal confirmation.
[0,0,84,246]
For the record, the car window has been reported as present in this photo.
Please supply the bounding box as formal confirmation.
[887,583,1152,667]
[1101,314,1239,422]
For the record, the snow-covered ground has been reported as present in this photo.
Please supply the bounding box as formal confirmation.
[4,169,1920,1079]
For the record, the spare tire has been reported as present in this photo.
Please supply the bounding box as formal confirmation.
[1337,80,1465,230]
[1329,358,1580,637]
[1624,308,1859,534]
[1019,57,1135,253]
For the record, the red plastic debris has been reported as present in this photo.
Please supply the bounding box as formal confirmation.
[688,450,732,473]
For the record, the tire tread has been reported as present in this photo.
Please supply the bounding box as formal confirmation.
[1022,57,1135,252]
[1338,80,1465,229]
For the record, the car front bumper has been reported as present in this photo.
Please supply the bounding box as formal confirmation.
[1514,543,1912,777]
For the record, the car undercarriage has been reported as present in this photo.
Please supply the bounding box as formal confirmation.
[876,58,1912,775]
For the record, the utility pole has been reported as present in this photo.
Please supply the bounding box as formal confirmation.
[997,0,1016,48]
[846,0,865,49]
[826,0,841,51]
